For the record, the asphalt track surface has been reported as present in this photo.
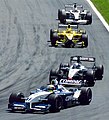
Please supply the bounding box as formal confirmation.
[0,0,109,120]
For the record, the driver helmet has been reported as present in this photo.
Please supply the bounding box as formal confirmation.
[72,63,81,69]
[68,24,71,28]
[66,24,72,33]
[74,3,77,8]
[47,85,55,92]
[51,79,58,85]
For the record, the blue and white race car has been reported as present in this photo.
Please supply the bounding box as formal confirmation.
[8,84,92,113]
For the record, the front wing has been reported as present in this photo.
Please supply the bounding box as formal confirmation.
[8,102,51,112]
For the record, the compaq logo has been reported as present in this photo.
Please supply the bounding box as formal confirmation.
[60,79,81,84]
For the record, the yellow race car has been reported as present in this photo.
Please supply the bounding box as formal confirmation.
[50,24,88,48]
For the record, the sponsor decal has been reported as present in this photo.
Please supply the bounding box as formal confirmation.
[60,79,81,85]
[72,57,95,62]
[65,95,73,101]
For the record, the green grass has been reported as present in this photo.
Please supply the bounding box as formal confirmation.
[91,0,109,24]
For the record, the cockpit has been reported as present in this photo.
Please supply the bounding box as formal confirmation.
[72,63,81,69]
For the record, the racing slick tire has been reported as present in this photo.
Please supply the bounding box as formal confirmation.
[59,63,69,78]
[9,92,25,104]
[50,29,53,41]
[58,9,61,20]
[85,70,95,87]
[82,34,88,48]
[49,70,58,83]
[48,94,63,112]
[8,92,25,112]
[9,93,18,104]
[95,65,104,80]
[60,9,66,24]
[79,87,92,105]
[50,29,58,47]
[86,12,92,24]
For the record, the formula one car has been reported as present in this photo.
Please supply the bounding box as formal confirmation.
[49,56,104,87]
[8,84,92,113]
[58,3,92,25]
[50,24,88,48]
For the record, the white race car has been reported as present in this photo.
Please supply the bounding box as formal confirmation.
[49,56,104,87]
[58,3,92,25]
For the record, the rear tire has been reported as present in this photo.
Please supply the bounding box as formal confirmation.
[95,65,104,80]
[79,87,92,105]
[86,12,92,24]
[82,34,88,48]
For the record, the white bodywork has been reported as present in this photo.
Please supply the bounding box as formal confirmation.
[26,91,50,103]
[59,63,87,86]
[68,68,79,79]
[68,64,86,79]
[25,91,50,110]
[70,10,81,20]
[25,86,70,110]
[64,9,88,24]
[73,89,81,99]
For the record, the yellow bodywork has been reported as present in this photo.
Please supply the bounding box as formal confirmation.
[54,27,84,46]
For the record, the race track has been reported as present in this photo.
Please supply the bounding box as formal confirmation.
[0,0,109,120]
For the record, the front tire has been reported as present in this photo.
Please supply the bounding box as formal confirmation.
[8,92,25,111]
[48,94,63,112]
[58,9,61,20]
[9,92,25,104]
[49,70,58,83]
[60,9,66,24]
[50,29,58,47]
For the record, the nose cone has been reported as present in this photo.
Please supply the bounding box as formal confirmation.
[66,34,73,40]
[68,69,79,79]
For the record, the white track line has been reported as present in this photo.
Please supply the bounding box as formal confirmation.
[86,0,109,32]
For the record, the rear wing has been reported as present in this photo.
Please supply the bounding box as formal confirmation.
[64,3,83,9]
[58,23,78,29]
[70,56,95,63]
